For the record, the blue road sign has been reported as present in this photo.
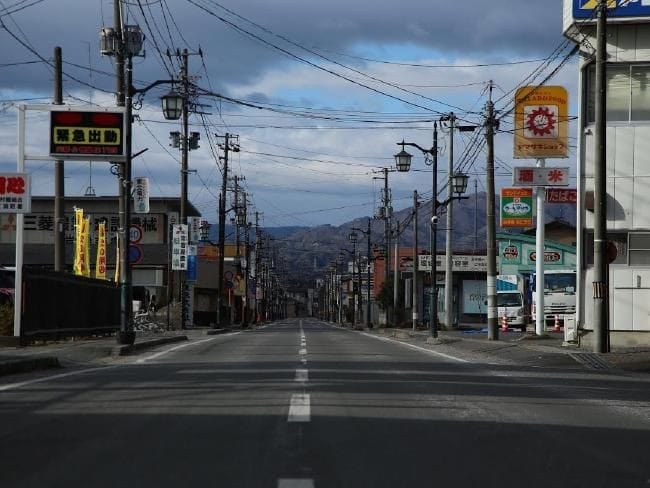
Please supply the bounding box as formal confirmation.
[128,244,143,264]
[574,0,650,19]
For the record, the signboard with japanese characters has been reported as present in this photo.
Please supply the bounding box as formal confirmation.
[514,86,568,159]
[187,216,202,243]
[133,177,150,214]
[501,188,533,228]
[0,173,30,213]
[171,224,188,270]
[50,108,125,161]
[418,254,487,272]
[0,212,164,244]
[546,188,577,203]
[500,241,522,265]
[513,167,570,187]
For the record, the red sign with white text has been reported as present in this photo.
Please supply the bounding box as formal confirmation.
[546,188,577,203]
[0,173,31,213]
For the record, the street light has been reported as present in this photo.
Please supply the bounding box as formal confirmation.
[161,90,183,120]
[394,124,470,338]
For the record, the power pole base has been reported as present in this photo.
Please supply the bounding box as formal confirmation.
[117,330,136,345]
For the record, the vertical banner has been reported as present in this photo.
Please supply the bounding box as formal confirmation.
[187,216,202,243]
[186,244,197,281]
[514,86,568,159]
[171,224,188,270]
[133,177,150,214]
[95,222,107,280]
[73,208,84,276]
[80,217,91,277]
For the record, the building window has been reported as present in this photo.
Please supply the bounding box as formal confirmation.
[586,64,650,123]
[629,232,650,265]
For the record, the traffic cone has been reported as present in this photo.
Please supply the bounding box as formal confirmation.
[500,315,509,332]
[554,314,561,332]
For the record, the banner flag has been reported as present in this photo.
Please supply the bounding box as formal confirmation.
[95,222,107,280]
[73,208,84,276]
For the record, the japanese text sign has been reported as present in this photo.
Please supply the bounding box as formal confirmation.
[133,177,150,214]
[513,167,570,187]
[171,224,188,270]
[546,188,577,203]
[514,86,568,159]
[0,173,31,213]
[501,187,533,228]
[50,109,125,161]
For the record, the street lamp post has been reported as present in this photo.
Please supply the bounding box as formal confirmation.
[394,127,470,338]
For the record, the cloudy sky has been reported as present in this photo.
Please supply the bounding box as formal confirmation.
[0,0,581,227]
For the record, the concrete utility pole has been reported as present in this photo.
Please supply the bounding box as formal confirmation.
[366,218,372,329]
[53,47,65,272]
[593,0,610,353]
[393,221,400,327]
[430,124,439,338]
[215,133,240,327]
[444,113,456,329]
[412,190,419,331]
[179,48,190,329]
[485,82,499,341]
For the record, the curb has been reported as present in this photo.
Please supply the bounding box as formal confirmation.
[0,356,60,377]
[206,328,233,336]
[111,335,188,356]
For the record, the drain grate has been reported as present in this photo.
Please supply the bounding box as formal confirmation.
[569,352,612,370]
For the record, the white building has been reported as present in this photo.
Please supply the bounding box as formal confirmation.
[564,0,650,346]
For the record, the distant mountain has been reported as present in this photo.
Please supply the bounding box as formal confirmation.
[204,193,576,290]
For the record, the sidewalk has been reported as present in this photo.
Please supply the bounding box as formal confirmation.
[0,326,234,377]
[369,326,650,373]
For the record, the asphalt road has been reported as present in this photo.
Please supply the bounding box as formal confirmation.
[1,318,650,488]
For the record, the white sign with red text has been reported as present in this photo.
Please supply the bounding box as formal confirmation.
[513,167,570,187]
[0,173,31,213]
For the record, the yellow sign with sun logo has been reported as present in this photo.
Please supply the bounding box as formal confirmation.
[514,86,569,159]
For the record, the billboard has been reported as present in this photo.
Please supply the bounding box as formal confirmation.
[514,86,569,159]
[50,108,125,161]
[573,0,650,20]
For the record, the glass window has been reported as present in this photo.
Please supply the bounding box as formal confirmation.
[585,64,650,123]
[631,66,650,121]
[629,233,650,249]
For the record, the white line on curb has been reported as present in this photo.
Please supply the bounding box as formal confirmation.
[360,332,468,363]
[288,393,310,422]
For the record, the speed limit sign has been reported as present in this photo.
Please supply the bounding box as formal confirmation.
[129,224,143,244]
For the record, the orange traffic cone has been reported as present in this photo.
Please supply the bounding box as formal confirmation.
[500,315,509,332]
[554,314,561,332]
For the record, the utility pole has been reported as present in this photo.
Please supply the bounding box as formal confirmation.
[179,48,190,329]
[366,218,372,329]
[444,113,456,329]
[216,133,239,328]
[485,82,499,341]
[593,0,609,353]
[53,47,65,272]
[412,190,419,331]
[430,123,439,338]
[393,221,400,327]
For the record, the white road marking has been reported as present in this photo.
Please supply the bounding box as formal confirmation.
[277,479,315,488]
[299,348,307,356]
[136,334,240,364]
[0,366,119,392]
[288,393,311,422]
[295,368,308,383]
[301,358,307,365]
[361,332,468,363]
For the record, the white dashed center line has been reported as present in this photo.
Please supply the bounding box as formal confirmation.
[277,479,315,488]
